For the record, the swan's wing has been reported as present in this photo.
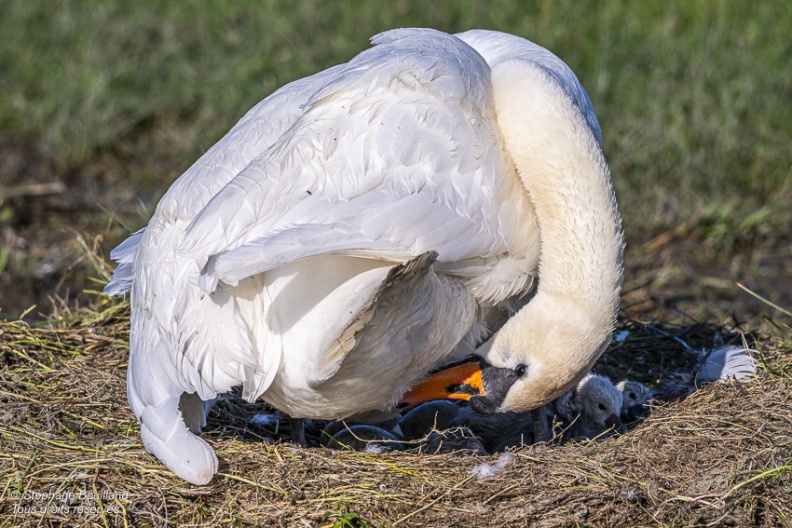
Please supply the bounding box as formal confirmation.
[104,62,348,296]
[125,27,508,403]
[456,29,603,148]
[177,28,528,292]
[111,64,359,480]
[155,62,349,221]
[118,29,538,484]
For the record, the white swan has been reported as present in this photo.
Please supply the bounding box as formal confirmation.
[106,28,623,485]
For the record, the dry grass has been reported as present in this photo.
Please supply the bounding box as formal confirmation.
[1,298,791,527]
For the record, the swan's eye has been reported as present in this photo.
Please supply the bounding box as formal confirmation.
[514,364,527,377]
[628,392,636,399]
[598,403,607,411]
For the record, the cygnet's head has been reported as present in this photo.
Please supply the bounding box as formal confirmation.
[575,373,624,432]
[616,379,653,421]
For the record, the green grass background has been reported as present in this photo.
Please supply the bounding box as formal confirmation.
[2,0,790,275]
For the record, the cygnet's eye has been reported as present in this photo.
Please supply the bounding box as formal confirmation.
[514,364,527,377]
[598,403,607,411]
[628,392,636,399]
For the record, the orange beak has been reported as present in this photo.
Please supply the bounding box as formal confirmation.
[399,361,485,408]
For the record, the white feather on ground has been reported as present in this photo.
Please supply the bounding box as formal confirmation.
[696,345,759,384]
[469,452,514,478]
[248,413,279,427]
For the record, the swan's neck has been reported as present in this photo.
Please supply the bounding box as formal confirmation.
[492,61,623,319]
[483,60,623,411]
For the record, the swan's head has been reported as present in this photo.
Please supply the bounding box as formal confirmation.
[400,293,616,414]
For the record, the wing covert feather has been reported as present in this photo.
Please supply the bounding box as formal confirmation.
[179,29,520,292]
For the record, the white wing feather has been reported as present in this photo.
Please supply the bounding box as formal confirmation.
[103,228,145,297]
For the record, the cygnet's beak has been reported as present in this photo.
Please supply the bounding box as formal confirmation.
[624,403,649,422]
[398,358,485,408]
[606,413,627,434]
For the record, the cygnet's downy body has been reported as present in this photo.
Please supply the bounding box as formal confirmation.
[398,400,463,440]
[450,407,535,452]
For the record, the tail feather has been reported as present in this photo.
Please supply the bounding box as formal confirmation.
[139,396,218,485]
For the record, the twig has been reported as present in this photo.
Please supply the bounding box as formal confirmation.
[720,464,792,501]
[216,472,289,495]
[736,282,792,318]
[482,483,519,505]
[0,181,67,199]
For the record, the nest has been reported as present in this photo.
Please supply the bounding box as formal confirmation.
[1,301,790,527]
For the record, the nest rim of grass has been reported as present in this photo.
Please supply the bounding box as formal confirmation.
[1,296,791,527]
